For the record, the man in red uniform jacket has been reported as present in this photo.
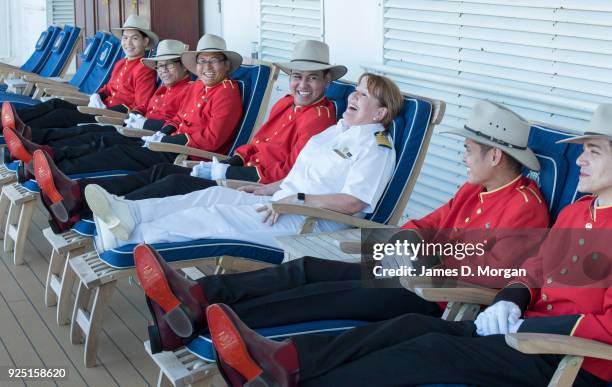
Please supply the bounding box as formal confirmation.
[196,103,612,387]
[30,40,347,232]
[2,14,158,131]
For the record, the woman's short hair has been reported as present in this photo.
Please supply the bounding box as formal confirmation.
[358,72,404,127]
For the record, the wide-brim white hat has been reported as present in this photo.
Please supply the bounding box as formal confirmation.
[443,100,540,171]
[112,14,159,48]
[141,39,189,70]
[276,40,347,81]
[557,103,612,144]
[181,34,243,75]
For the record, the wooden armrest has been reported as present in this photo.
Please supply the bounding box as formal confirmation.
[400,277,497,305]
[96,116,125,125]
[77,106,126,118]
[23,74,49,83]
[339,241,361,254]
[217,179,263,190]
[58,96,89,105]
[0,63,20,70]
[147,142,229,160]
[44,87,87,98]
[505,333,612,361]
[2,68,32,77]
[116,127,154,137]
[180,160,199,168]
[270,202,393,229]
[39,81,77,90]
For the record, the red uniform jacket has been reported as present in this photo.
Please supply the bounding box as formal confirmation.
[402,175,550,275]
[232,96,336,184]
[499,195,611,381]
[97,57,157,114]
[165,79,242,155]
[144,76,191,121]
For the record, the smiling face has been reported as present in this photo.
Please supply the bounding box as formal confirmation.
[156,60,187,87]
[576,139,612,199]
[342,76,388,127]
[121,29,149,59]
[195,52,230,87]
[289,70,329,106]
[463,139,497,185]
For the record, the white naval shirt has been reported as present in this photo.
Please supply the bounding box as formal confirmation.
[271,120,396,213]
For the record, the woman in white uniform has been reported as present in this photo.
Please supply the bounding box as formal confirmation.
[85,73,404,251]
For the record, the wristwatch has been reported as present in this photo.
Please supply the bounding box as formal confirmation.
[296,192,306,204]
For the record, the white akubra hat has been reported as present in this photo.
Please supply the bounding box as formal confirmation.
[112,14,159,48]
[443,100,540,171]
[141,39,189,70]
[181,34,243,75]
[275,40,347,81]
[557,103,612,144]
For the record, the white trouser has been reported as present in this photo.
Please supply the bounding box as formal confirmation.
[122,186,349,248]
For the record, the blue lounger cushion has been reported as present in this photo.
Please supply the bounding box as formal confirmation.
[98,238,284,269]
[20,170,134,193]
[186,319,370,362]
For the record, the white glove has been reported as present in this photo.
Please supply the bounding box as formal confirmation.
[88,93,107,109]
[128,113,147,129]
[474,301,521,336]
[190,161,213,179]
[210,156,229,180]
[123,115,135,127]
[141,131,165,147]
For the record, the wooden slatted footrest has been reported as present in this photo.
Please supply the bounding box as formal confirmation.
[145,341,223,387]
[1,182,39,265]
[0,164,17,186]
[69,251,217,367]
[43,227,93,325]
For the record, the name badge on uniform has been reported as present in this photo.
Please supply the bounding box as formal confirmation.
[333,147,353,159]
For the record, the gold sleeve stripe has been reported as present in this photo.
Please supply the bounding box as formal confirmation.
[254,165,262,182]
[569,314,586,336]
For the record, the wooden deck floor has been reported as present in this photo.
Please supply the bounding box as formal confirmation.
[0,203,162,387]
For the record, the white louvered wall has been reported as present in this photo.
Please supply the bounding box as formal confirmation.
[364,0,612,220]
[259,0,324,62]
[47,0,74,27]
[0,0,11,58]
[259,0,324,111]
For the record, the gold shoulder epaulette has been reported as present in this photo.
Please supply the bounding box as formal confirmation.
[316,105,331,118]
[516,185,543,204]
[375,131,392,149]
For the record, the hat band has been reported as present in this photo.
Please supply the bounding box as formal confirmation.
[464,125,527,150]
[151,54,181,59]
[291,58,330,66]
[584,131,611,137]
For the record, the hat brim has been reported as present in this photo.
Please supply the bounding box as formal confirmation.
[443,128,541,171]
[111,27,159,48]
[181,50,243,76]
[556,133,612,144]
[141,54,183,70]
[276,60,347,81]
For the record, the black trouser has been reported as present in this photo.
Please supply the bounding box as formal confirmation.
[17,98,96,129]
[75,163,218,218]
[198,257,441,331]
[51,136,176,175]
[33,123,119,145]
[294,314,605,387]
